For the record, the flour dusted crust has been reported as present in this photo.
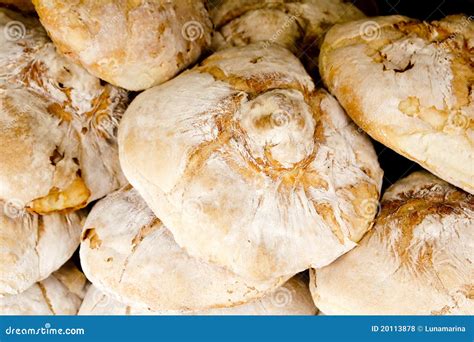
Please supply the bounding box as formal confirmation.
[0,202,84,295]
[119,43,383,281]
[0,9,128,214]
[310,171,474,315]
[50,260,89,300]
[0,262,87,315]
[32,0,212,91]
[80,185,287,311]
[79,276,317,315]
[0,9,125,295]
[211,0,364,59]
[320,15,474,193]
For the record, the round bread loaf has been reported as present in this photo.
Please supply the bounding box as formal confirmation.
[80,185,287,311]
[0,205,84,295]
[32,0,212,91]
[319,15,474,194]
[119,43,383,281]
[0,9,128,215]
[79,276,317,315]
[0,261,88,315]
[211,0,364,62]
[310,171,474,315]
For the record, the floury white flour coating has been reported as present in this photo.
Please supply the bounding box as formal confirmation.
[79,276,316,316]
[311,171,474,315]
[33,0,212,91]
[319,15,474,194]
[0,8,127,295]
[118,43,383,282]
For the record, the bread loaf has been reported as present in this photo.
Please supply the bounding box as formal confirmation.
[0,205,83,295]
[80,186,287,311]
[310,171,474,315]
[0,261,88,315]
[33,0,212,91]
[211,0,364,58]
[319,15,474,193]
[119,43,383,281]
[0,8,126,295]
[79,276,317,315]
[0,9,128,214]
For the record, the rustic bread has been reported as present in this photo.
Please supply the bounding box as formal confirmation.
[211,0,364,57]
[32,0,212,91]
[0,9,128,214]
[119,43,383,281]
[310,171,474,315]
[0,201,84,295]
[79,276,317,315]
[50,260,89,300]
[319,15,474,193]
[0,261,88,315]
[80,185,287,311]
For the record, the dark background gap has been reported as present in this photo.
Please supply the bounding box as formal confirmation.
[355,0,473,19]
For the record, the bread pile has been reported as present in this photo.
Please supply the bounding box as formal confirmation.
[311,171,473,315]
[0,0,472,315]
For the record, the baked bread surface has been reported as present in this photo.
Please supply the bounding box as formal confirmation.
[0,9,128,214]
[310,171,474,315]
[0,261,87,315]
[33,0,212,90]
[80,185,287,311]
[211,0,364,54]
[79,276,316,315]
[119,43,383,281]
[320,15,474,193]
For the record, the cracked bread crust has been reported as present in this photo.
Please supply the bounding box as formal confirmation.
[80,185,287,311]
[0,262,87,314]
[79,276,316,315]
[320,15,474,193]
[211,0,364,57]
[118,43,383,281]
[0,202,84,295]
[0,9,128,214]
[310,171,474,315]
[33,0,212,91]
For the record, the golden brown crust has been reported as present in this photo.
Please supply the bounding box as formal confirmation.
[119,43,383,281]
[311,171,474,315]
[210,0,365,70]
[0,8,125,295]
[320,15,474,193]
[33,0,212,90]
[0,9,128,213]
